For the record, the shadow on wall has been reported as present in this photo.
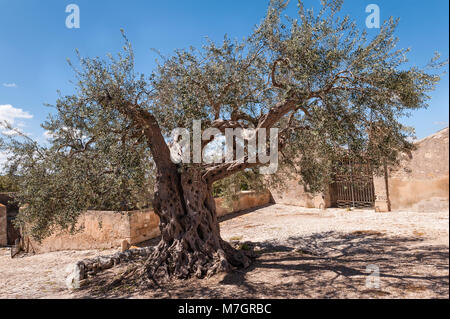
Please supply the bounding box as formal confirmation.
[0,193,20,246]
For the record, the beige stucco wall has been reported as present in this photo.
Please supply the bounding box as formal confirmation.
[0,204,6,246]
[26,191,271,253]
[128,209,161,244]
[215,191,272,217]
[373,167,391,212]
[27,209,157,253]
[388,128,449,211]
[269,178,329,209]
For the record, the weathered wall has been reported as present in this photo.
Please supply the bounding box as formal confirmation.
[27,210,155,253]
[26,191,271,253]
[373,167,391,212]
[269,178,330,209]
[0,204,6,246]
[128,209,160,244]
[0,192,20,244]
[215,191,272,217]
[388,127,449,211]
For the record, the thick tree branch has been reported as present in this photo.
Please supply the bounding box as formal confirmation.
[100,88,173,170]
[203,91,312,182]
[124,104,174,171]
[271,58,290,89]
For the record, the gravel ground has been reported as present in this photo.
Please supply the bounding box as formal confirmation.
[0,204,448,299]
[220,205,449,247]
[0,248,117,299]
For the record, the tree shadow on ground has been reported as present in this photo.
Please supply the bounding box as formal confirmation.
[77,231,449,299]
[218,203,275,223]
[215,231,449,299]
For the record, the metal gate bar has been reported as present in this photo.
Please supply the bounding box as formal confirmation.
[331,160,375,209]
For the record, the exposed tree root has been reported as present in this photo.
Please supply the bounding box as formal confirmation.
[106,239,252,290]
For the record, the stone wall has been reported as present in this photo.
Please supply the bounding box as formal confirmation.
[25,191,271,253]
[0,204,6,246]
[373,165,391,212]
[387,127,449,211]
[26,209,157,253]
[269,178,330,209]
[215,190,272,217]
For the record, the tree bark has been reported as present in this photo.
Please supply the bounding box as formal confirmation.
[115,106,251,282]
[143,167,250,281]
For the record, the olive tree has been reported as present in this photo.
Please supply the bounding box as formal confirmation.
[2,0,444,282]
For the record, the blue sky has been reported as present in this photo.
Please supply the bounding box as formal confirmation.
[0,0,448,144]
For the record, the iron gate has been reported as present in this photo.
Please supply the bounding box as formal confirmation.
[330,160,375,208]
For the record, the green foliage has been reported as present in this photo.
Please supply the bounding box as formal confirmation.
[0,175,19,192]
[255,0,444,191]
[212,169,265,198]
[212,169,266,209]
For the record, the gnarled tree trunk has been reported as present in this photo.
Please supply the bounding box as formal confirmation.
[144,167,250,281]
[111,110,251,283]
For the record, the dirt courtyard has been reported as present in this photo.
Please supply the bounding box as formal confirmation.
[0,204,448,299]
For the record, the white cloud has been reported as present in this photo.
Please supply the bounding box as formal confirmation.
[0,104,33,135]
[0,151,11,172]
[1,128,31,137]
[433,121,449,126]
[2,83,17,88]
[1,129,20,136]
[0,104,33,123]
[43,130,54,139]
[43,126,86,140]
